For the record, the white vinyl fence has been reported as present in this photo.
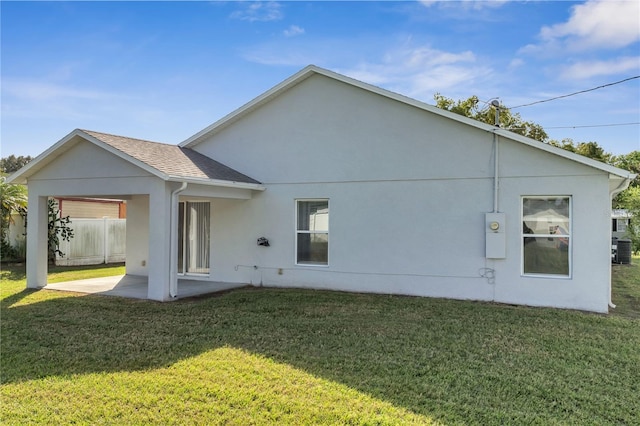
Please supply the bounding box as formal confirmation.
[56,218,126,266]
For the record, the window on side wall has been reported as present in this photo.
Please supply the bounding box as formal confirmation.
[522,196,571,277]
[296,199,329,266]
[616,218,628,233]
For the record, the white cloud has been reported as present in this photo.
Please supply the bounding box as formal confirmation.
[242,47,316,67]
[559,56,640,80]
[420,0,508,11]
[244,36,492,99]
[230,1,283,22]
[538,0,640,51]
[0,77,139,127]
[508,58,525,71]
[338,45,491,99]
[284,25,304,37]
[3,79,126,102]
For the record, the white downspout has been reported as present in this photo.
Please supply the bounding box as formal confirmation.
[493,131,500,213]
[492,100,501,213]
[169,182,188,298]
[608,176,633,309]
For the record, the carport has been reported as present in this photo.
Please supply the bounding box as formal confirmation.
[7,129,264,301]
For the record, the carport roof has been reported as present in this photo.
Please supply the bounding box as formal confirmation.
[8,129,263,190]
[83,130,261,184]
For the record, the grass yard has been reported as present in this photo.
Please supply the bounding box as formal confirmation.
[2,260,639,425]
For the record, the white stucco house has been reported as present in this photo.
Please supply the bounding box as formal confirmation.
[8,65,636,312]
[612,209,633,239]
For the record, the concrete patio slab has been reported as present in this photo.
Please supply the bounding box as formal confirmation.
[44,275,248,300]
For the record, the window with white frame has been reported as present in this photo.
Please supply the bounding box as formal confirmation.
[296,199,329,265]
[522,196,571,277]
[615,218,629,233]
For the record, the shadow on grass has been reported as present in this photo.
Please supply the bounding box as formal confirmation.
[0,288,41,309]
[0,262,26,281]
[2,285,639,424]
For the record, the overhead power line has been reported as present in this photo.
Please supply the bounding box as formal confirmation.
[505,122,639,132]
[545,122,640,130]
[508,75,640,109]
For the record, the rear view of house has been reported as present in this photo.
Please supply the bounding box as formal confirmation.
[8,65,635,312]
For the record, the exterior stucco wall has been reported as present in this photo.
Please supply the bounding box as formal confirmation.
[196,74,497,184]
[493,140,612,312]
[126,195,149,276]
[193,73,612,312]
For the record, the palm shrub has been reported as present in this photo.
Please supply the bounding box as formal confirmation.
[0,176,27,260]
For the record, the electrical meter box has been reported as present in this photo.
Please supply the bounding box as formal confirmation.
[486,212,506,259]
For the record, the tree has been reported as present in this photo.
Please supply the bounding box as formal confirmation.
[548,138,612,164]
[433,94,548,142]
[1,176,74,262]
[611,151,640,188]
[0,177,28,259]
[1,155,33,174]
[611,151,640,253]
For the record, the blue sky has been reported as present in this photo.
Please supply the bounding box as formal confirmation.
[2,0,639,157]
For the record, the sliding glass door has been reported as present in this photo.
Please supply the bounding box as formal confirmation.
[177,201,210,275]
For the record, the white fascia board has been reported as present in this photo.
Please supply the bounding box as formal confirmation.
[167,176,266,191]
[493,128,637,179]
[179,64,637,180]
[180,65,319,148]
[317,68,638,180]
[6,129,86,184]
[6,129,171,185]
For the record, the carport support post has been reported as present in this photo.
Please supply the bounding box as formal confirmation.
[26,194,48,289]
[146,188,172,301]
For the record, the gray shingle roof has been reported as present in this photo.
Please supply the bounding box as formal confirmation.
[82,130,260,184]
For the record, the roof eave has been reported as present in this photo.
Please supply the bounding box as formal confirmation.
[178,64,469,148]
[492,128,636,179]
[167,176,266,191]
[179,65,636,180]
[179,65,320,148]
[6,129,86,185]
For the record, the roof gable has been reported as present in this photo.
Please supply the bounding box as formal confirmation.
[82,130,261,184]
[180,65,635,181]
[8,129,262,189]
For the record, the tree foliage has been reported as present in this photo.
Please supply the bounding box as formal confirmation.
[548,138,612,164]
[47,199,74,264]
[0,177,28,259]
[1,155,33,174]
[611,151,640,188]
[1,175,74,262]
[433,94,548,142]
[611,152,640,253]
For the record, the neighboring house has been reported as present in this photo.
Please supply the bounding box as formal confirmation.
[8,65,636,312]
[612,209,632,239]
[55,197,126,219]
[53,198,127,266]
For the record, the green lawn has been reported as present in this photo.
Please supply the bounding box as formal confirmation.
[1,260,639,425]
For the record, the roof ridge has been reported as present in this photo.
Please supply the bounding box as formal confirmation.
[81,129,261,185]
[80,129,175,147]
